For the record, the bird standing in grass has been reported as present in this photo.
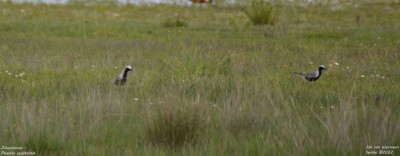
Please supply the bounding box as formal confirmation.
[113,65,132,86]
[294,65,327,82]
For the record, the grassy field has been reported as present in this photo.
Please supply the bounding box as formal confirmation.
[1,0,399,155]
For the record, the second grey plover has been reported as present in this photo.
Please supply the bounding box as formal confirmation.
[294,65,327,82]
[113,65,132,86]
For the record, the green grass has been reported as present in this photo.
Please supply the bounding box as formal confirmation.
[162,15,188,28]
[1,1,400,155]
[245,0,279,25]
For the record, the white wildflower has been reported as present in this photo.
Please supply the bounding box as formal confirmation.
[134,98,139,101]
[330,106,334,109]
[346,66,349,69]
[360,75,365,78]
[334,62,339,66]
[92,65,96,68]
[381,76,385,79]
[329,64,333,67]
[376,74,380,77]
[212,104,217,107]
[377,37,381,40]
[19,73,25,76]
[309,62,313,64]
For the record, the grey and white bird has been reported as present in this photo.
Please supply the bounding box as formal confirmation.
[294,65,327,82]
[113,65,132,86]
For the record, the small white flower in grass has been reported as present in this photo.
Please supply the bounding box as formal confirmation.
[376,74,380,77]
[320,106,323,109]
[114,66,118,69]
[377,37,381,40]
[19,73,25,77]
[239,107,242,111]
[346,66,349,69]
[134,98,139,101]
[330,106,334,109]
[8,73,11,76]
[381,76,385,79]
[329,64,333,67]
[360,75,365,78]
[212,104,217,107]
[309,61,313,64]
[92,65,96,68]
[149,102,153,105]
[334,62,339,66]
[5,70,8,73]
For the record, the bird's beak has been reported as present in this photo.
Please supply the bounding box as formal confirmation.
[324,68,328,70]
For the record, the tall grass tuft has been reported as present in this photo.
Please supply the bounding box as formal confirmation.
[144,94,208,148]
[244,0,279,25]
[162,16,188,28]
